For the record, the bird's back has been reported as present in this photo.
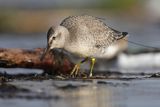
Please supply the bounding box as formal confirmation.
[60,15,110,38]
[60,15,127,45]
[60,15,127,57]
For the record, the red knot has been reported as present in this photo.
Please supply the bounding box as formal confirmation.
[41,15,128,77]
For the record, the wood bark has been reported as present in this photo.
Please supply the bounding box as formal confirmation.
[0,48,73,74]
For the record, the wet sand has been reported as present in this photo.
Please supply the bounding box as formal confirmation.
[0,71,160,107]
[0,17,160,107]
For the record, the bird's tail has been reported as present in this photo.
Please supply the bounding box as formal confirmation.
[116,32,128,40]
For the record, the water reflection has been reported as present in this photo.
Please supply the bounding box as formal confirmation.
[1,79,160,107]
[51,84,113,107]
[50,79,160,107]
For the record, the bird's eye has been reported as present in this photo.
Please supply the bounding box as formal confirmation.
[52,37,56,40]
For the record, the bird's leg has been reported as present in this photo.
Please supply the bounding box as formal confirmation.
[70,57,89,76]
[89,57,96,77]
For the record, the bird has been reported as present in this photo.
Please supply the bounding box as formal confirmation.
[40,15,128,77]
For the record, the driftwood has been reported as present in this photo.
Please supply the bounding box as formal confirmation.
[0,48,73,74]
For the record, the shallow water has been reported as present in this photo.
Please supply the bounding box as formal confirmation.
[0,19,160,107]
[0,78,160,107]
[0,33,46,49]
[0,32,160,73]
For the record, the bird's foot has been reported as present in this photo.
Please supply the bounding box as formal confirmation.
[70,63,81,77]
[89,72,93,77]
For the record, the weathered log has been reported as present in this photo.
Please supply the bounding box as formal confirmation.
[0,48,73,74]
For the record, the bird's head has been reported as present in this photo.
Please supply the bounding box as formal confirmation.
[40,25,69,61]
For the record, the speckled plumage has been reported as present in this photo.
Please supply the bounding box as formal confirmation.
[41,15,128,77]
[59,15,127,58]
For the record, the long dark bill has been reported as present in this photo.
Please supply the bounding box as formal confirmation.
[40,46,50,61]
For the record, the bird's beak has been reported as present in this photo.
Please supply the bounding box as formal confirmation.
[40,45,50,61]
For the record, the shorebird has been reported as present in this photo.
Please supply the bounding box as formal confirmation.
[40,15,128,77]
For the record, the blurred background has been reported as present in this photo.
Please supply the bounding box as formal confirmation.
[0,0,160,49]
[1,1,160,107]
[0,0,160,72]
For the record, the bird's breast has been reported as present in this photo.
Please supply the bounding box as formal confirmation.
[64,42,93,57]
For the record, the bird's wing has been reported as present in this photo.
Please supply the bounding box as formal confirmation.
[60,15,127,48]
[87,17,128,48]
[108,27,128,40]
[94,26,127,48]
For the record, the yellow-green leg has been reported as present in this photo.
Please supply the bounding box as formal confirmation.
[70,57,88,76]
[70,63,80,76]
[89,57,96,77]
